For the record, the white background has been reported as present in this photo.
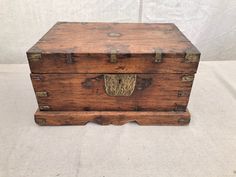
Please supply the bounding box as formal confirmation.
[0,0,236,63]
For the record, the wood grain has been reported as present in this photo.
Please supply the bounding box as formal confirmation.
[28,22,194,54]
[27,22,200,74]
[31,73,193,111]
[28,55,199,74]
[27,22,199,126]
[35,109,191,126]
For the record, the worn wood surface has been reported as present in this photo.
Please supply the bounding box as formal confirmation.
[27,22,200,126]
[31,73,193,111]
[28,55,199,74]
[27,22,200,74]
[35,109,191,126]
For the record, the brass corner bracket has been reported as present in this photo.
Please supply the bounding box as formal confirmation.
[181,75,194,82]
[35,91,48,97]
[184,48,200,63]
[28,53,41,62]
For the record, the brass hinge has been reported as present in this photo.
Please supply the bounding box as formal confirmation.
[154,48,163,63]
[181,75,194,82]
[39,105,50,111]
[28,53,41,62]
[110,49,117,63]
[35,91,48,97]
[66,53,74,64]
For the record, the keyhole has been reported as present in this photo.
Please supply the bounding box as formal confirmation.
[118,79,122,84]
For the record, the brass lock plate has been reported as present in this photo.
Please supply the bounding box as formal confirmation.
[104,74,136,96]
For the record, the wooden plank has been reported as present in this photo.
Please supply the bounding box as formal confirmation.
[31,73,193,111]
[34,109,191,126]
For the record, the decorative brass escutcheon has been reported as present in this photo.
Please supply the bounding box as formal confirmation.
[104,74,136,96]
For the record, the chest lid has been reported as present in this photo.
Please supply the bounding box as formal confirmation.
[27,22,200,74]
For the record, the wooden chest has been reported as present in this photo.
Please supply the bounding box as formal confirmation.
[27,22,200,126]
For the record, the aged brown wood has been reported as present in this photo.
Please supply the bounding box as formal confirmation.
[31,73,193,111]
[27,22,200,126]
[28,55,199,74]
[35,109,191,126]
[27,22,200,74]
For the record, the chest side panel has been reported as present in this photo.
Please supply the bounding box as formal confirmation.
[31,73,193,111]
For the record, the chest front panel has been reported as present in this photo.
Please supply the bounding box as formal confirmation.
[31,73,193,111]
